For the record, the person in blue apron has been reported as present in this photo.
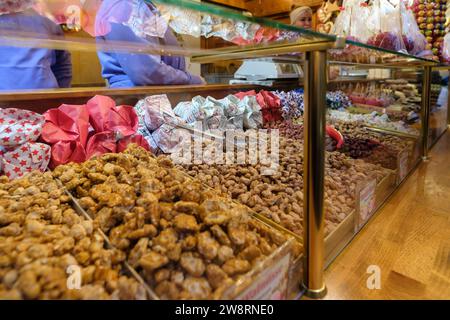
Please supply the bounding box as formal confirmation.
[95,0,204,88]
[0,3,72,90]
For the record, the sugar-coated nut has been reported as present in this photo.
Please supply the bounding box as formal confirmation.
[180,252,206,277]
[139,251,169,271]
[222,259,251,276]
[154,269,171,284]
[181,277,212,300]
[173,214,200,232]
[206,264,229,290]
[197,232,219,260]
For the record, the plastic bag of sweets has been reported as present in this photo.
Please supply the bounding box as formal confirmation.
[401,1,427,55]
[200,98,228,131]
[0,107,76,173]
[367,0,406,53]
[152,123,192,154]
[239,95,263,129]
[332,0,373,43]
[86,95,139,138]
[207,95,245,130]
[133,99,160,153]
[136,94,175,131]
[173,96,207,124]
[157,3,201,38]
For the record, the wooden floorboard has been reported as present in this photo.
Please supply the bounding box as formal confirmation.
[324,130,450,300]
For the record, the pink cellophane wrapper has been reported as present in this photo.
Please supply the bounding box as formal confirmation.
[42,104,89,167]
[0,108,45,147]
[86,132,150,159]
[87,95,138,138]
[50,140,87,168]
[117,134,150,153]
[42,104,90,145]
[85,131,117,159]
[1,142,50,179]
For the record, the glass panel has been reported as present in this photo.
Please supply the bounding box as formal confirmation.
[326,54,424,253]
[428,68,449,148]
[0,0,438,92]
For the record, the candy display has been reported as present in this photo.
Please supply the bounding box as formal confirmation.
[274,89,304,120]
[333,121,412,153]
[235,90,282,124]
[180,129,391,237]
[271,89,351,121]
[173,94,262,130]
[0,108,50,179]
[53,145,295,300]
[327,91,353,110]
[156,3,294,46]
[332,0,429,57]
[135,95,190,154]
[328,110,420,136]
[412,0,447,60]
[41,96,150,168]
[0,0,446,302]
[0,172,146,300]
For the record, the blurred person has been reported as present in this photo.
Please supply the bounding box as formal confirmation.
[95,0,204,88]
[0,0,72,90]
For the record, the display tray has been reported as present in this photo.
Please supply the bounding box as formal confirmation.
[375,170,397,211]
[58,182,158,300]
[352,103,412,118]
[55,169,296,300]
[0,84,297,114]
[329,170,395,265]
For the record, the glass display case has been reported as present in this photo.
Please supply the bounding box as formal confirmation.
[428,67,449,149]
[0,0,448,300]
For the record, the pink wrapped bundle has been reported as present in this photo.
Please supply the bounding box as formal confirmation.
[50,140,87,168]
[87,95,138,138]
[42,95,149,168]
[41,104,90,168]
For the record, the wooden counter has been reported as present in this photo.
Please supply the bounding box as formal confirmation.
[0,83,296,114]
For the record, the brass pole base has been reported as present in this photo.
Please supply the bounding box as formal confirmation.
[301,283,328,299]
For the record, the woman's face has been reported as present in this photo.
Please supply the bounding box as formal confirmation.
[294,12,312,30]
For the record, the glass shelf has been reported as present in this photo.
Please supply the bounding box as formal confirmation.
[0,0,439,67]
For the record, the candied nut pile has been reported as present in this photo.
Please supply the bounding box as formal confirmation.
[180,133,392,236]
[53,145,292,300]
[0,172,146,300]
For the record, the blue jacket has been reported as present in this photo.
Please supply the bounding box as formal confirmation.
[0,10,72,90]
[96,0,202,88]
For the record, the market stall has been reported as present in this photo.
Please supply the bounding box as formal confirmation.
[0,0,449,300]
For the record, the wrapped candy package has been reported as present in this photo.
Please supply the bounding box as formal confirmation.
[0,108,50,179]
[41,95,149,168]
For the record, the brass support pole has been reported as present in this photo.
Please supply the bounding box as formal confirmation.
[302,50,327,299]
[421,66,432,160]
[447,74,450,127]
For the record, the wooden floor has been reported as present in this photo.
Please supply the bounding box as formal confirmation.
[324,130,450,300]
